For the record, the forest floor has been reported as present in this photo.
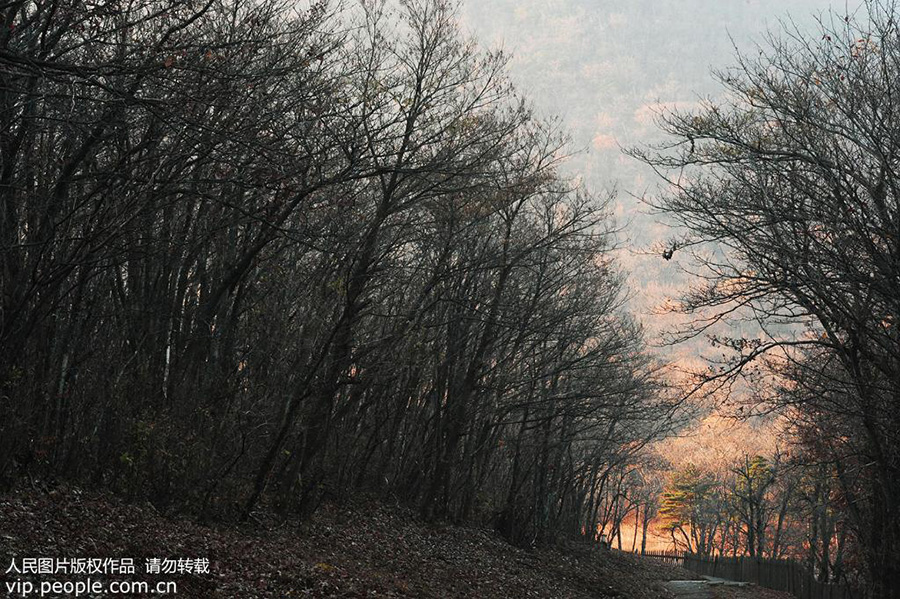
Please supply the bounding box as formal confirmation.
[0,486,782,599]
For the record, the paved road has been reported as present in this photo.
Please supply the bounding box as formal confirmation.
[665,580,715,598]
[665,577,749,598]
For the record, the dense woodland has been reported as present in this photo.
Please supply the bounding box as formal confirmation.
[1,0,898,598]
[0,0,676,550]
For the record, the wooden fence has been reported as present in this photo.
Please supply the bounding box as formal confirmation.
[681,553,861,599]
[630,550,863,599]
[632,549,687,565]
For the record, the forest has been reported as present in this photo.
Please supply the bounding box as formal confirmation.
[0,0,897,598]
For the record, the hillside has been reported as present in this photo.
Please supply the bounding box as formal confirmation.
[0,487,695,598]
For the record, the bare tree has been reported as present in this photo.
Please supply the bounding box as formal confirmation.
[0,0,676,557]
[632,2,900,595]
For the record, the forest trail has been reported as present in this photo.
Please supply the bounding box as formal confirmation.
[664,577,779,599]
[665,580,715,598]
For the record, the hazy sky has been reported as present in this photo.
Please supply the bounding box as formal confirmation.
[458,0,845,344]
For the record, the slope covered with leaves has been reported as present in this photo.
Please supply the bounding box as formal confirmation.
[0,487,696,598]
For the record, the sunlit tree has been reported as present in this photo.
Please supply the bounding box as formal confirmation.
[658,464,722,556]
